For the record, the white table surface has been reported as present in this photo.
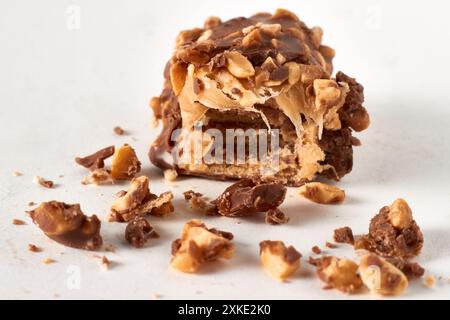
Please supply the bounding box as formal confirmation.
[1,0,449,300]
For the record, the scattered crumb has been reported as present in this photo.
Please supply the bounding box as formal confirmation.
[100,256,111,270]
[58,175,64,178]
[28,201,36,207]
[196,290,203,295]
[164,169,178,182]
[12,171,23,177]
[152,293,163,299]
[28,244,42,253]
[81,169,113,186]
[42,258,56,265]
[113,126,125,135]
[333,226,354,245]
[325,242,337,249]
[12,219,26,226]
[54,293,61,298]
[33,176,54,189]
[424,275,436,288]
[312,246,321,254]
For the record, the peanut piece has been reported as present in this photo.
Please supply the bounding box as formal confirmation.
[259,241,301,281]
[298,182,345,204]
[110,144,141,180]
[359,254,408,296]
[171,220,234,273]
[388,199,413,229]
[225,51,255,78]
[316,256,363,293]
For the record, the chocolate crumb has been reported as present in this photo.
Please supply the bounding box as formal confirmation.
[33,176,54,189]
[214,179,287,217]
[183,190,217,216]
[30,201,103,251]
[28,244,42,253]
[312,246,322,254]
[113,126,125,135]
[75,146,115,171]
[12,219,26,226]
[28,202,36,207]
[125,216,159,248]
[100,256,111,270]
[264,208,289,225]
[333,226,354,245]
[386,257,425,280]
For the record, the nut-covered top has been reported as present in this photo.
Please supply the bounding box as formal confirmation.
[174,9,334,74]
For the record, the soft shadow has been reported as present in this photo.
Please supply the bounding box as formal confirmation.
[348,99,450,186]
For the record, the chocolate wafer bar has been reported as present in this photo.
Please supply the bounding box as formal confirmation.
[150,9,369,186]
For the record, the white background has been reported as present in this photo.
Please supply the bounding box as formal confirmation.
[0,0,449,300]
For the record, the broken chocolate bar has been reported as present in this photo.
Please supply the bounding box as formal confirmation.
[29,201,103,250]
[213,179,286,217]
[109,176,174,222]
[355,199,424,259]
[149,9,369,186]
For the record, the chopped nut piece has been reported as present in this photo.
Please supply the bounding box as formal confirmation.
[164,169,178,182]
[81,168,113,186]
[12,219,26,226]
[100,256,111,270]
[356,199,423,259]
[30,201,103,250]
[33,176,54,189]
[315,256,363,294]
[42,258,56,265]
[12,171,23,177]
[28,244,42,252]
[333,226,354,245]
[225,51,255,78]
[312,246,322,254]
[75,146,115,171]
[125,216,159,248]
[214,179,287,217]
[170,220,234,273]
[109,176,174,222]
[388,199,413,229]
[298,182,345,204]
[110,144,141,180]
[113,126,125,135]
[424,275,435,288]
[259,240,301,281]
[359,254,408,296]
[28,202,36,207]
[264,208,289,225]
[183,190,217,215]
